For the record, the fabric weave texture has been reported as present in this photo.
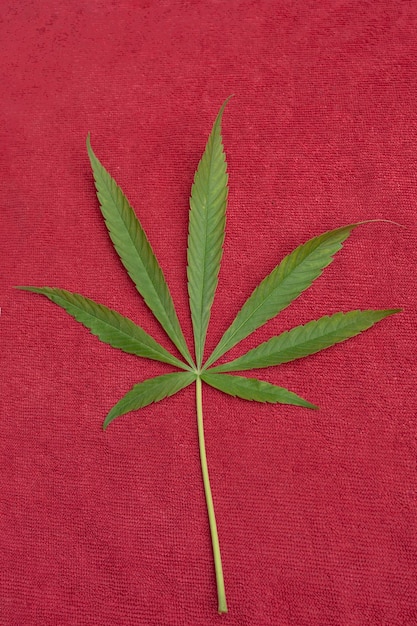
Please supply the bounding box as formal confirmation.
[1,2,416,624]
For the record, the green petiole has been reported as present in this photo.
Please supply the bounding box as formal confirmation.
[195,376,227,613]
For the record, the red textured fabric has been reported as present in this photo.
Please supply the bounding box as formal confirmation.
[1,2,416,624]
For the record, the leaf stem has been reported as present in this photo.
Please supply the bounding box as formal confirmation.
[195,376,227,613]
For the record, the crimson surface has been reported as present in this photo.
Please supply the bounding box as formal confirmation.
[1,2,416,625]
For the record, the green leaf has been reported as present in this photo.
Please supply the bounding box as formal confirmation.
[17,287,189,370]
[104,371,196,428]
[87,135,193,367]
[201,372,317,409]
[209,309,401,372]
[187,98,230,367]
[204,224,358,368]
[17,101,402,615]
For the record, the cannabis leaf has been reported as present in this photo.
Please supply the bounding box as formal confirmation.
[187,97,229,368]
[17,99,400,614]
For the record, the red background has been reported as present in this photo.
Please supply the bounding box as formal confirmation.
[1,2,416,624]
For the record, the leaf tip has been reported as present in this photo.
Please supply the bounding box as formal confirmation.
[380,308,402,319]
[215,95,234,126]
[355,218,407,230]
[14,286,37,292]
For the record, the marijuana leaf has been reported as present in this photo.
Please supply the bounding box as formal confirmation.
[201,372,318,409]
[17,99,400,614]
[17,287,190,369]
[86,135,194,368]
[187,97,229,368]
[104,371,196,429]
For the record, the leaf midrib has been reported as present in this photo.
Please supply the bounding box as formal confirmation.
[54,290,188,369]
[269,314,386,356]
[198,139,220,356]
[98,167,155,292]
[248,317,374,361]
[97,164,188,359]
